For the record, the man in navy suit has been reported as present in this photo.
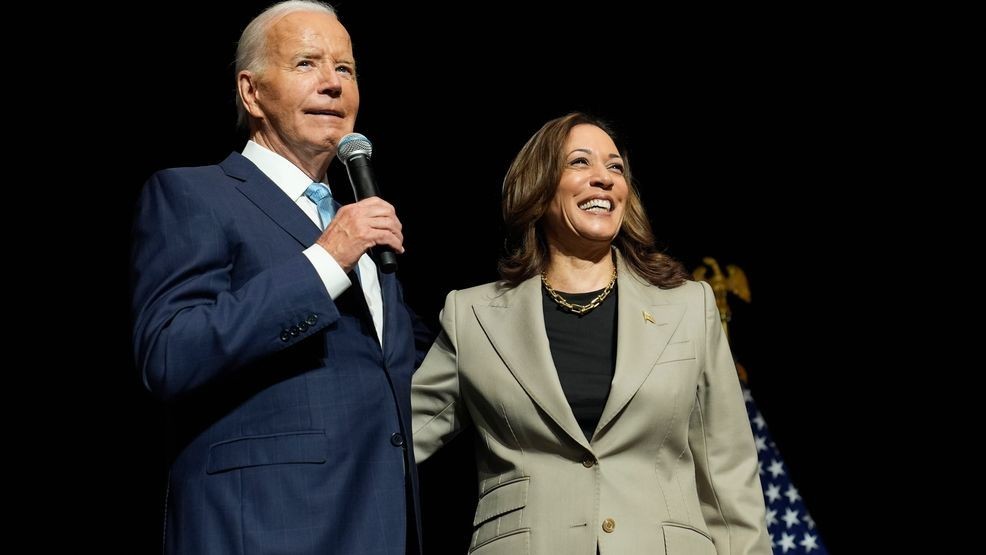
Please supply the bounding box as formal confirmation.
[130,2,431,553]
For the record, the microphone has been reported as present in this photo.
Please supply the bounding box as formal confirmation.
[336,133,398,273]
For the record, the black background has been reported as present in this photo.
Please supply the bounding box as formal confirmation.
[89,1,883,551]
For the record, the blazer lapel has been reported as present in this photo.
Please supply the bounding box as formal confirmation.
[221,153,382,350]
[473,277,591,451]
[220,152,321,248]
[380,270,401,360]
[595,252,686,435]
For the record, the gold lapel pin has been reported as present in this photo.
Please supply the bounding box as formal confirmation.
[642,310,655,324]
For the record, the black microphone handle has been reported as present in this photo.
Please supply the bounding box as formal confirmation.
[344,154,398,273]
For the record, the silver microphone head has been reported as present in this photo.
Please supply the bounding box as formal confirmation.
[336,133,373,163]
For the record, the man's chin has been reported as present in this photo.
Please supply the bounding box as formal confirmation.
[324,130,354,148]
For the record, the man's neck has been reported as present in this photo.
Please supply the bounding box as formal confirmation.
[251,133,332,181]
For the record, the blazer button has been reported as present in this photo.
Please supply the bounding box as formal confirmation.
[390,433,405,447]
[280,331,291,342]
[289,326,300,336]
[305,314,318,326]
[298,322,309,332]
[601,518,616,533]
[582,456,596,468]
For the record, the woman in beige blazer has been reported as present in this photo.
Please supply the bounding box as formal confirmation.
[412,113,770,555]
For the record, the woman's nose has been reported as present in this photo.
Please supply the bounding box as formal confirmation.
[590,167,614,189]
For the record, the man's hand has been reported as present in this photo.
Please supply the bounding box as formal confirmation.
[315,197,404,272]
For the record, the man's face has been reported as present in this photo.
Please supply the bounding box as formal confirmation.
[248,11,359,159]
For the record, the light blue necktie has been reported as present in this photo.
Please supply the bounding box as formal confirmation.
[303,182,340,230]
[304,182,360,281]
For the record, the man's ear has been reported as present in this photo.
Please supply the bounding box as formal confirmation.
[238,70,263,118]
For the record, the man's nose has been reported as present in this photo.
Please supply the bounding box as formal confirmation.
[318,68,342,98]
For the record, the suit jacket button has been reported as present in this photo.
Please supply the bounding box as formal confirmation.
[298,322,309,332]
[602,518,616,533]
[289,326,300,336]
[280,331,291,342]
[390,433,405,447]
[305,314,318,325]
[582,456,596,468]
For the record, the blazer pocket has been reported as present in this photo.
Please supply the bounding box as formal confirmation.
[473,477,530,526]
[206,430,326,474]
[662,522,715,555]
[656,339,696,364]
[470,529,530,555]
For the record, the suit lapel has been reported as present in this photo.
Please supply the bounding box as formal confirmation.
[220,152,321,249]
[221,153,382,350]
[473,277,591,451]
[380,270,401,360]
[595,253,686,435]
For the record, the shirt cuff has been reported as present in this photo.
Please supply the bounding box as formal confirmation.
[303,245,354,300]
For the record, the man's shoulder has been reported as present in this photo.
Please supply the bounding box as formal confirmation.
[152,164,224,183]
[153,152,244,180]
[144,153,246,195]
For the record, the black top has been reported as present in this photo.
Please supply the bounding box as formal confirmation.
[542,283,618,441]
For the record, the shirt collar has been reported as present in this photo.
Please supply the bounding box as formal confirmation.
[242,140,326,202]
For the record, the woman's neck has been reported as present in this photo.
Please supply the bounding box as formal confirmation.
[544,247,615,293]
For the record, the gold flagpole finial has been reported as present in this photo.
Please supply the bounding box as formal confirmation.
[692,256,751,340]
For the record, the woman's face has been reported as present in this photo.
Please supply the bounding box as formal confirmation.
[543,124,628,250]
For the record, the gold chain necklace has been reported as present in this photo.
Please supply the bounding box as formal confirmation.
[541,266,617,315]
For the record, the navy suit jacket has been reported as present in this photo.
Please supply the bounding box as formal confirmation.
[131,152,431,554]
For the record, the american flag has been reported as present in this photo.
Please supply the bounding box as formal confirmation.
[743,384,829,554]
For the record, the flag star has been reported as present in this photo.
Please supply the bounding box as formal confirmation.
[740,384,828,552]
[800,533,819,552]
[752,412,766,430]
[767,459,785,478]
[755,435,768,451]
[785,485,801,503]
[782,508,800,528]
[765,483,781,503]
[777,532,796,553]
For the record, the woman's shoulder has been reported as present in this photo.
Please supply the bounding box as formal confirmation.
[445,279,523,306]
[629,277,710,312]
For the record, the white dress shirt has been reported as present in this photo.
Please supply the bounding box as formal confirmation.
[242,141,384,345]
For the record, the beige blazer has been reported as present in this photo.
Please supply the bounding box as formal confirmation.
[412,251,770,555]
